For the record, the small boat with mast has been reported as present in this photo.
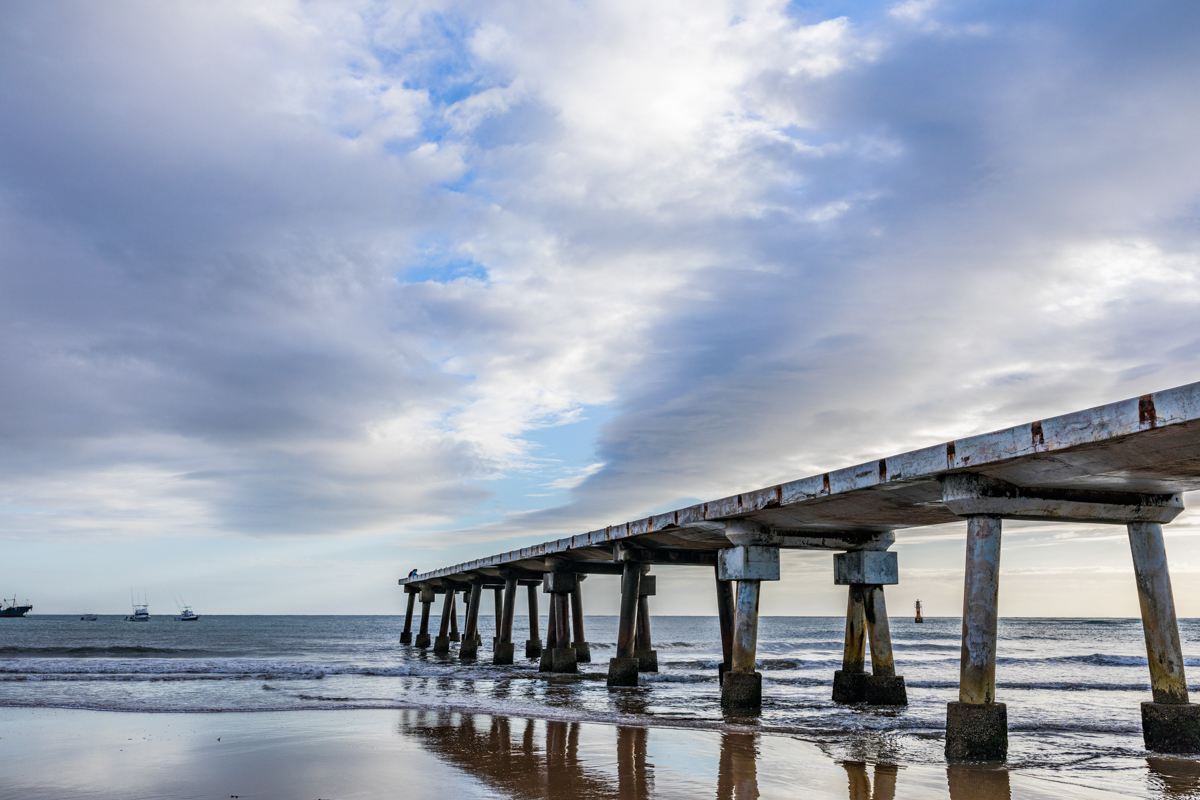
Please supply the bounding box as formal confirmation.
[173,594,199,621]
[125,591,150,622]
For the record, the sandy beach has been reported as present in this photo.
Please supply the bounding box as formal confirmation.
[3,707,1185,799]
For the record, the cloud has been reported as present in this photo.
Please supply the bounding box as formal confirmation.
[1,0,1199,586]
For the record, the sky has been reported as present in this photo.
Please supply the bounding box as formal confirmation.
[3,0,1200,617]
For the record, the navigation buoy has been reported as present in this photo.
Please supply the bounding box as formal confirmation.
[915,599,923,623]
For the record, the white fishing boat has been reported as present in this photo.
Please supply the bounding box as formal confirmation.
[125,592,150,622]
[174,606,199,622]
[80,613,99,621]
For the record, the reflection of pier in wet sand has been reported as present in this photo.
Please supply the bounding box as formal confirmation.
[402,381,1200,760]
[396,710,1105,799]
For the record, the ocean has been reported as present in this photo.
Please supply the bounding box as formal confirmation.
[1,614,1197,796]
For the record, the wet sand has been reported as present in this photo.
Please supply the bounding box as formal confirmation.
[0,707,1191,799]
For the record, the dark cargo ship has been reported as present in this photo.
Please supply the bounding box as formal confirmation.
[1,597,32,617]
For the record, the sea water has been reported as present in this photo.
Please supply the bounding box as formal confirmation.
[0,615,1196,788]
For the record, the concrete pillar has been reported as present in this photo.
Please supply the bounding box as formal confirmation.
[607,560,642,687]
[721,579,762,710]
[526,584,542,660]
[832,584,867,703]
[400,590,416,645]
[433,589,454,653]
[551,589,577,673]
[571,582,591,663]
[635,574,658,672]
[946,515,1007,761]
[492,586,503,648]
[449,592,461,642]
[539,594,557,672]
[863,585,906,705]
[1128,521,1200,752]
[460,584,482,660]
[415,586,434,648]
[494,576,517,665]
[715,570,735,685]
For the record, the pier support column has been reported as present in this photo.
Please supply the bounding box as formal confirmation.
[541,572,578,673]
[718,544,780,710]
[863,585,906,705]
[607,560,643,687]
[400,587,417,644]
[635,574,658,672]
[715,570,735,686]
[415,586,434,648]
[1128,521,1200,752]
[434,588,454,654]
[449,592,461,642]
[571,580,591,663]
[539,592,558,672]
[460,584,482,660]
[946,515,1007,761]
[492,587,503,649]
[526,584,542,660]
[832,548,905,705]
[723,579,762,710]
[832,585,867,703]
[494,576,518,665]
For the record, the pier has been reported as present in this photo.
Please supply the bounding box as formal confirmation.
[400,381,1200,760]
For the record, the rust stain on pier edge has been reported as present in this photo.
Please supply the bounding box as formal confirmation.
[878,459,887,482]
[946,441,956,467]
[1031,421,1044,447]
[822,473,831,495]
[1140,395,1158,429]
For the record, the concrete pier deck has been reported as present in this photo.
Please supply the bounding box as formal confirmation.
[401,382,1200,582]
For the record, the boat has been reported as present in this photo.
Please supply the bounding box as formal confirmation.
[125,603,150,622]
[174,606,199,622]
[80,613,99,621]
[1,597,32,618]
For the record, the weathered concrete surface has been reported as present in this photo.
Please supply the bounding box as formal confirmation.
[1142,702,1200,753]
[832,669,867,704]
[834,551,898,585]
[865,675,907,706]
[524,638,542,660]
[570,583,591,663]
[401,382,1200,590]
[946,702,1008,761]
[550,646,577,673]
[960,516,1001,705]
[493,641,514,665]
[607,657,639,687]
[863,585,895,679]
[720,671,763,710]
[1129,522,1190,705]
[718,545,780,581]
